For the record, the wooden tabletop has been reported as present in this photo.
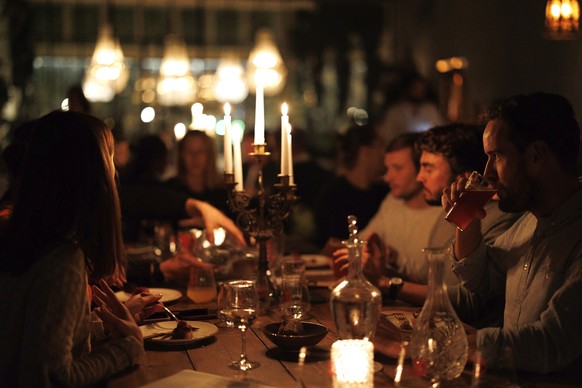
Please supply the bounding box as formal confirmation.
[106,283,581,387]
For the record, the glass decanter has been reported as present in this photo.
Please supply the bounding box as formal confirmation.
[409,247,468,386]
[330,216,382,340]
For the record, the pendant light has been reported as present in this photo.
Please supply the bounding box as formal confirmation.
[82,2,128,103]
[247,28,287,96]
[214,55,249,104]
[157,34,197,106]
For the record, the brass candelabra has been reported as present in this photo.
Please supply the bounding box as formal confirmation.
[225,143,297,313]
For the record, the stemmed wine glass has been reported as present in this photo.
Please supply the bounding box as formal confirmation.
[224,280,260,371]
[278,258,311,334]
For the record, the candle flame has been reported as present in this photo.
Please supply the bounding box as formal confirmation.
[281,102,288,116]
[224,103,231,116]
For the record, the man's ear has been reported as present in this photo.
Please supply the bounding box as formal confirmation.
[526,140,549,174]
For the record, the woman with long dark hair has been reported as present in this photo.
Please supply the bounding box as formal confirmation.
[0,110,144,386]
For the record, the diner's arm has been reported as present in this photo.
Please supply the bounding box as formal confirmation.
[476,258,582,373]
[119,185,245,246]
[185,198,245,246]
[119,184,189,219]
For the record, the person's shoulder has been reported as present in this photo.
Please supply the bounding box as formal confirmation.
[44,241,84,265]
[371,182,390,197]
[28,241,86,282]
[321,175,346,191]
[162,176,181,187]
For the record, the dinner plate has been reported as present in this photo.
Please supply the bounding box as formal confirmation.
[141,321,218,345]
[115,288,183,304]
[298,254,331,269]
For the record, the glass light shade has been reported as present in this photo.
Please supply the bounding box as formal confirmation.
[247,29,287,95]
[82,76,116,103]
[214,57,249,104]
[157,34,197,106]
[545,0,580,38]
[83,24,128,102]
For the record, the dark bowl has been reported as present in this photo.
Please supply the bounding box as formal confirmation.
[263,322,328,350]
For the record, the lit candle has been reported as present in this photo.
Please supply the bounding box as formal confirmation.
[232,127,244,191]
[254,83,265,145]
[331,340,374,387]
[287,123,294,185]
[280,103,289,175]
[223,103,233,174]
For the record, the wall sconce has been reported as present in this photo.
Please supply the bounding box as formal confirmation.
[545,0,580,39]
[157,34,197,106]
[83,24,128,102]
[247,28,287,96]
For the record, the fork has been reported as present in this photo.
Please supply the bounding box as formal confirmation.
[392,313,407,321]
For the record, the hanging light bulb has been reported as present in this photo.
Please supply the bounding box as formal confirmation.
[83,23,128,102]
[83,76,116,103]
[157,34,197,106]
[247,29,287,96]
[545,0,580,39]
[214,56,249,104]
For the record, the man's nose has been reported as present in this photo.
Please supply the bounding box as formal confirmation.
[483,164,497,183]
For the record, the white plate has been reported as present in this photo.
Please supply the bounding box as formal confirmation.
[115,288,183,304]
[141,320,218,345]
[301,254,331,269]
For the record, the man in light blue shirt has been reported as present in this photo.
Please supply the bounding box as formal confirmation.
[444,93,582,373]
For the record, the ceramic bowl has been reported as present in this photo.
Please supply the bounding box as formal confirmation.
[263,322,328,350]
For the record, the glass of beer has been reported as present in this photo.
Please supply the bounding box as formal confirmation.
[187,267,217,304]
[445,171,497,231]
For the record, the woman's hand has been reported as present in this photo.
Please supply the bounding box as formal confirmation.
[123,292,164,325]
[185,199,246,246]
[92,279,144,344]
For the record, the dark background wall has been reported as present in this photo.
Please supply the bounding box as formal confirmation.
[403,0,582,120]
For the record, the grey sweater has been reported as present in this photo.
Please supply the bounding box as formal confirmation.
[0,242,144,387]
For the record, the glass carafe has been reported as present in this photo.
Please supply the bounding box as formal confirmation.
[409,247,468,386]
[330,239,382,340]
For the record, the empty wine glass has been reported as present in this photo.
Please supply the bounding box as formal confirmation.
[279,259,311,319]
[224,280,260,371]
[216,283,234,328]
[278,274,311,335]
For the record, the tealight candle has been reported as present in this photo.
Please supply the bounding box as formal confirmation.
[331,340,374,388]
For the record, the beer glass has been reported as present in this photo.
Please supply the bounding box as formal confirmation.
[445,171,496,231]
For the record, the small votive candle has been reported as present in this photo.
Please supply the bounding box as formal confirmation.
[331,339,374,388]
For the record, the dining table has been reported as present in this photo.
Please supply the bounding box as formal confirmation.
[107,263,582,387]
